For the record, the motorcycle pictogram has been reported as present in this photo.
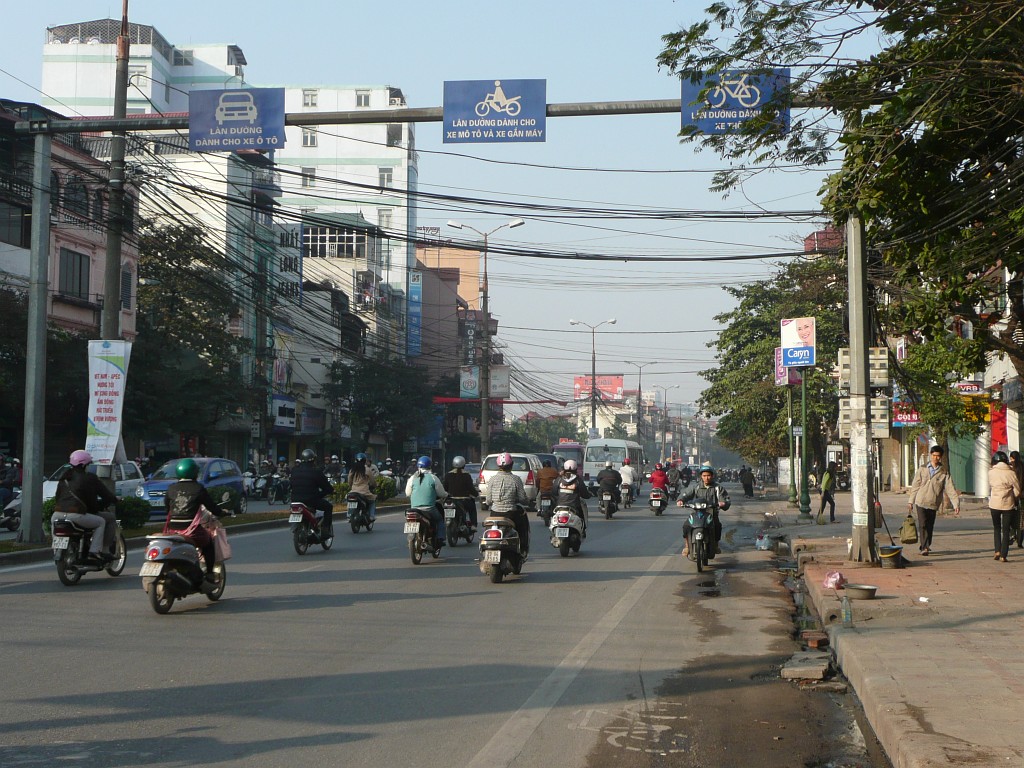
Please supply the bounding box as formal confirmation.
[475,81,522,117]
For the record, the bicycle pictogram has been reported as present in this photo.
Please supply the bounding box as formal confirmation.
[706,73,762,109]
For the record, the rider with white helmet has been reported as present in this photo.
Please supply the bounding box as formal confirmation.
[552,459,591,536]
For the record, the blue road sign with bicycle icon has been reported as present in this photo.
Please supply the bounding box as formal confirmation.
[443,79,546,144]
[681,69,790,136]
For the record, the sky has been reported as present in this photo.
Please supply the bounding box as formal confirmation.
[3,1,837,415]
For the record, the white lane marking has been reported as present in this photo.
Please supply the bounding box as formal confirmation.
[298,564,324,573]
[465,544,677,768]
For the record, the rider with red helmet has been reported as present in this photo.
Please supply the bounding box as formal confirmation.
[649,462,670,491]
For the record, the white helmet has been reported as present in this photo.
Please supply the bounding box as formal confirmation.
[563,459,578,472]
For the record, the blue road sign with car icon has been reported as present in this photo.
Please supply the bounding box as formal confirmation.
[215,92,258,125]
[189,88,286,151]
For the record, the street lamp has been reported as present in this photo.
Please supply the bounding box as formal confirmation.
[569,317,616,436]
[653,384,679,462]
[446,218,525,460]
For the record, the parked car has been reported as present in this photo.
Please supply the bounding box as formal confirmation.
[477,452,542,509]
[136,457,247,520]
[42,460,145,503]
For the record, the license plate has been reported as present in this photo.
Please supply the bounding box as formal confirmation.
[483,549,501,563]
[541,500,551,509]
[139,561,162,577]
[288,513,303,523]
[444,509,456,520]
[404,522,420,534]
[52,536,69,550]
[555,527,570,538]
[347,503,358,513]
[602,493,612,501]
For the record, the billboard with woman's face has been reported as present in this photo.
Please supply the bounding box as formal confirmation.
[780,317,816,366]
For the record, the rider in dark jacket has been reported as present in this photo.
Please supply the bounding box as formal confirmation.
[552,460,591,536]
[164,458,227,578]
[679,464,731,556]
[595,461,623,505]
[290,449,336,534]
[442,455,479,529]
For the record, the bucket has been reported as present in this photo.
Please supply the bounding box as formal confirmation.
[879,545,904,569]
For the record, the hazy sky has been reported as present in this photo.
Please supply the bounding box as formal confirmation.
[3,1,838,412]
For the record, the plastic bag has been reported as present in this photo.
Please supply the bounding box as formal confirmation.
[823,570,846,589]
[755,533,772,551]
[211,526,232,561]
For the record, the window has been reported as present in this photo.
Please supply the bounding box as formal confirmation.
[59,248,91,300]
[378,167,393,189]
[386,123,402,147]
[64,176,88,219]
[173,49,194,66]
[378,209,393,230]
[356,90,371,108]
[302,89,318,108]
[301,167,316,188]
[302,128,318,147]
[304,225,367,259]
[120,264,133,310]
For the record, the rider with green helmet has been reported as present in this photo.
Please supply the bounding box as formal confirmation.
[164,458,228,580]
[679,464,731,558]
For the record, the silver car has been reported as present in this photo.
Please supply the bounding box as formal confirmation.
[477,453,542,509]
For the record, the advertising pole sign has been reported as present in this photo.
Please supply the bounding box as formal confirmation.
[681,69,791,136]
[188,88,286,152]
[407,270,422,356]
[443,79,547,143]
[85,340,132,463]
[460,366,480,399]
[780,317,816,367]
[774,347,801,385]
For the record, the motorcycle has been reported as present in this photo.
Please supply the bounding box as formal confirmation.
[405,505,442,564]
[621,483,633,509]
[346,492,374,533]
[478,508,527,583]
[549,505,584,557]
[649,487,667,516]
[140,530,226,614]
[289,501,334,554]
[667,481,681,502]
[51,514,127,586]
[683,500,714,572]
[537,492,554,526]
[444,497,476,546]
[1,487,21,531]
[270,472,291,504]
[253,469,272,499]
[598,487,618,519]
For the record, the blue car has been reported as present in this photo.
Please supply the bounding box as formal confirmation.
[137,458,247,520]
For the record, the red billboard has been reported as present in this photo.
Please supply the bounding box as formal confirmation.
[573,375,624,402]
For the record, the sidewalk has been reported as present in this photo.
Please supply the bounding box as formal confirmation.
[766,489,1023,767]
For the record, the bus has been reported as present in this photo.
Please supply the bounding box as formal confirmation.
[583,439,645,482]
[551,441,585,471]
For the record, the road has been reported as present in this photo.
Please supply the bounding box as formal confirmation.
[0,486,885,767]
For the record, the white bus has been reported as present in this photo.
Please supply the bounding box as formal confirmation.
[582,439,645,482]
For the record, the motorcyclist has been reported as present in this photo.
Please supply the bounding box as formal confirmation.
[290,449,335,536]
[348,452,379,522]
[678,464,731,557]
[51,450,118,563]
[405,456,448,550]
[537,460,559,496]
[0,457,18,509]
[680,464,693,487]
[163,457,228,580]
[442,455,479,531]
[619,458,638,501]
[596,460,623,506]
[484,451,530,554]
[649,462,669,492]
[551,459,591,537]
[666,462,682,497]
[325,454,342,479]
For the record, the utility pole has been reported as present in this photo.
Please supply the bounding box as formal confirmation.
[570,318,616,438]
[627,362,651,441]
[101,0,130,340]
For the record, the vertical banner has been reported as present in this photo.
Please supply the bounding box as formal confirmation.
[85,340,132,463]
[408,270,422,356]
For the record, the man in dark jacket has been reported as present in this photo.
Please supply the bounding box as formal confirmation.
[53,449,119,561]
[290,449,336,535]
[443,455,479,529]
[596,460,623,505]
[679,464,731,557]
[164,458,228,578]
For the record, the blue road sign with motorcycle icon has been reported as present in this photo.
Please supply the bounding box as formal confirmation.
[681,69,790,136]
[189,88,286,152]
[443,79,547,143]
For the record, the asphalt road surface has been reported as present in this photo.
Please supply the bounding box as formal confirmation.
[0,486,887,767]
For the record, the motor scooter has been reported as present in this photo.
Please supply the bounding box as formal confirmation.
[1,487,21,531]
[549,504,584,557]
[478,508,527,583]
[51,514,127,586]
[140,528,226,613]
[289,501,334,554]
[649,487,667,516]
[537,492,554,526]
[270,472,291,504]
[682,500,713,572]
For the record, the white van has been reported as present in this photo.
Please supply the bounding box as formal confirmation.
[582,439,645,482]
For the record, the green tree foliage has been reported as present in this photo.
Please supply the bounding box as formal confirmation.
[125,225,260,438]
[503,416,582,454]
[699,257,847,465]
[659,2,1019,438]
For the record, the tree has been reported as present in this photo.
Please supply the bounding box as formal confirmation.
[504,415,581,453]
[659,2,1020,437]
[124,225,259,439]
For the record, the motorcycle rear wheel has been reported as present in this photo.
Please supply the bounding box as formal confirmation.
[447,526,458,547]
[320,528,334,551]
[149,578,175,614]
[105,532,127,576]
[56,548,83,586]
[409,537,423,564]
[350,519,360,534]
[559,539,571,557]
[293,525,310,555]
[487,564,504,583]
[205,566,227,601]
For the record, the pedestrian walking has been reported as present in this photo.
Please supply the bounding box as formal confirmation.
[739,465,755,498]
[907,445,960,556]
[817,461,837,523]
[988,452,1021,563]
